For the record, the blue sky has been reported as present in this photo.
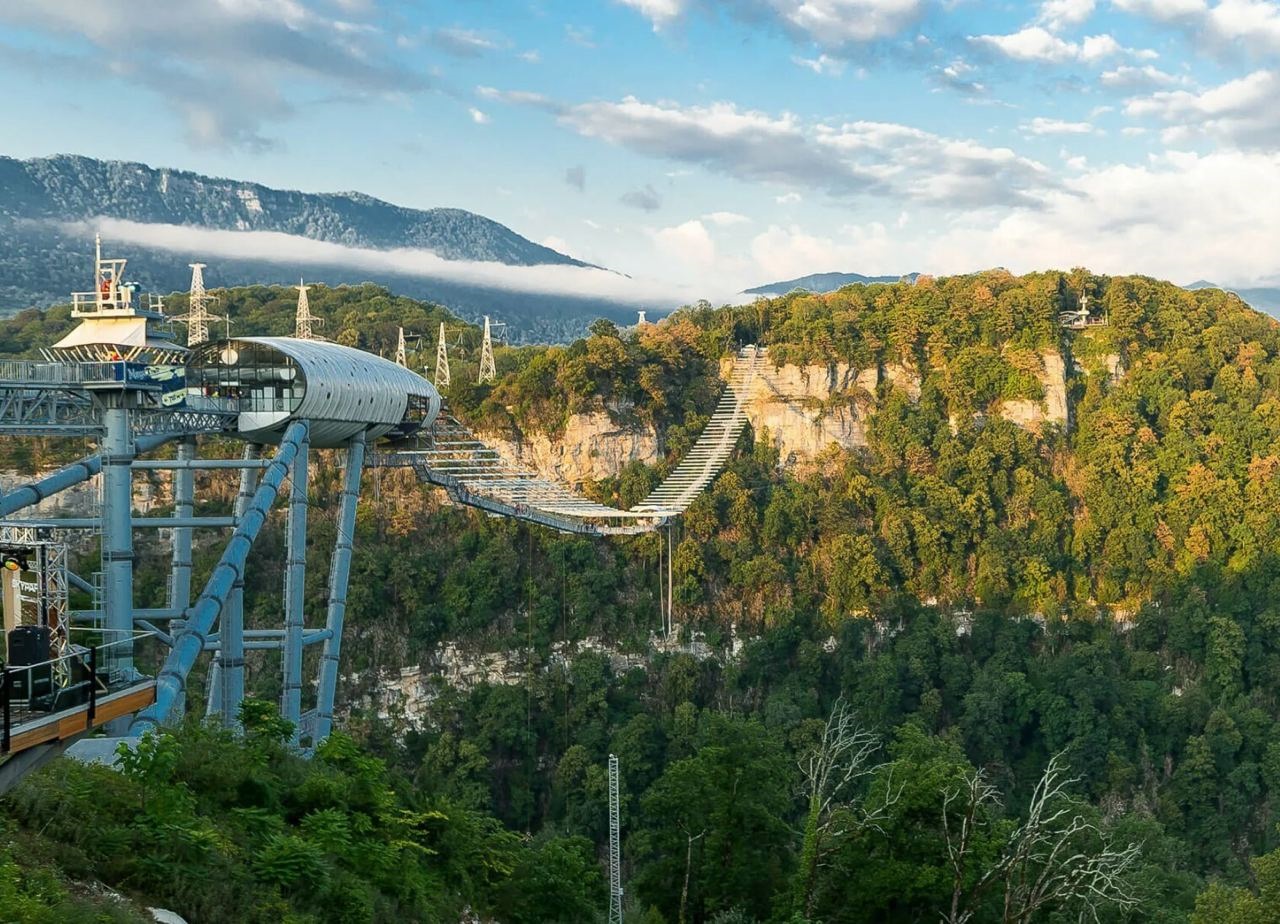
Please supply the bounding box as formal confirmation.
[3,0,1280,302]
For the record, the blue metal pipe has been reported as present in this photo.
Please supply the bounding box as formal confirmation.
[218,444,262,727]
[314,431,366,743]
[132,422,307,733]
[0,432,172,517]
[282,429,310,743]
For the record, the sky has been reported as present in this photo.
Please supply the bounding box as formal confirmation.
[3,0,1280,304]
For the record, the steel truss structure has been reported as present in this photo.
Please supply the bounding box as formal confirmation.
[0,341,760,782]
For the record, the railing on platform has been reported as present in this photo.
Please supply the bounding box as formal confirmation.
[0,630,156,754]
[0,360,136,388]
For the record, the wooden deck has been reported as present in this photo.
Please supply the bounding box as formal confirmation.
[5,682,156,755]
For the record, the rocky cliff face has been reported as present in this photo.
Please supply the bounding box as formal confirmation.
[481,409,659,486]
[483,346,1083,485]
[995,350,1070,434]
[739,361,878,464]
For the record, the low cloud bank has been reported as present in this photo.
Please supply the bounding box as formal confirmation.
[63,218,706,307]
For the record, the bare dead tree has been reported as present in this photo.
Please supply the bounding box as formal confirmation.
[941,753,1142,924]
[794,697,903,916]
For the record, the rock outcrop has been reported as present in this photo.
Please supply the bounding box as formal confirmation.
[996,349,1069,433]
[482,409,659,487]
[741,362,877,464]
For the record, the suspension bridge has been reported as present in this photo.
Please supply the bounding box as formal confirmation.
[0,238,762,789]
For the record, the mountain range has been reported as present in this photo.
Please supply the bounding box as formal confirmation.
[743,270,920,297]
[0,155,632,342]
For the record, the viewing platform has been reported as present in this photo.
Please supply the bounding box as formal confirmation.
[0,630,158,791]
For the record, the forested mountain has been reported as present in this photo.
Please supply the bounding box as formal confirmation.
[6,270,1280,921]
[0,154,634,342]
[1185,278,1280,315]
[744,270,919,296]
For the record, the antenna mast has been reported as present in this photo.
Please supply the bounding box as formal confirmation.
[175,263,223,346]
[608,754,623,924]
[478,316,497,385]
[295,280,323,340]
[394,326,407,367]
[434,321,451,388]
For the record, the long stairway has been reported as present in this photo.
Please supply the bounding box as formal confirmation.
[634,345,762,514]
[374,345,767,535]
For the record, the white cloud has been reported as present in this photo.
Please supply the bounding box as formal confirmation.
[618,0,687,28]
[428,28,502,57]
[652,219,717,268]
[70,217,696,305]
[776,192,803,204]
[747,223,899,281]
[1026,116,1095,134]
[541,235,572,253]
[971,26,1146,64]
[793,53,846,76]
[0,0,427,150]
[933,58,986,94]
[1116,0,1280,54]
[619,0,925,46]
[1125,69,1280,149]
[923,149,1280,287]
[519,49,541,63]
[1038,0,1096,30]
[704,211,751,226]
[1099,64,1186,90]
[468,107,490,124]
[554,95,1055,208]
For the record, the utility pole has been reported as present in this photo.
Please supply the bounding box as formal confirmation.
[394,326,407,367]
[295,280,322,340]
[175,263,222,346]
[478,316,496,385]
[609,754,623,924]
[434,321,451,388]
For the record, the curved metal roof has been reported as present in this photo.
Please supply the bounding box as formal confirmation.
[193,337,440,447]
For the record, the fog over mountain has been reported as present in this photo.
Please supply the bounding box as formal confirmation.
[0,155,672,342]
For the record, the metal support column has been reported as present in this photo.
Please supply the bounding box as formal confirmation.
[171,438,195,614]
[133,421,306,733]
[314,431,366,743]
[282,426,310,743]
[217,444,261,727]
[101,405,134,735]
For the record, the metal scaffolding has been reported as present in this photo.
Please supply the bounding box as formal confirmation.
[609,754,623,924]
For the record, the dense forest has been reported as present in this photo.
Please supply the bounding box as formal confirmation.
[4,272,1280,921]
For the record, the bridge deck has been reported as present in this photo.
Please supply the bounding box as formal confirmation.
[375,346,765,535]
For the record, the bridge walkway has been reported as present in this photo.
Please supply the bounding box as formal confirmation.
[374,346,766,535]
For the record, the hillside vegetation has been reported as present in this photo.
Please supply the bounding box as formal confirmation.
[4,270,1280,921]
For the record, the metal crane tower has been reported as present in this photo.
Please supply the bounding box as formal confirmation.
[478,316,497,385]
[295,280,323,340]
[434,322,451,388]
[173,263,223,347]
[609,754,623,924]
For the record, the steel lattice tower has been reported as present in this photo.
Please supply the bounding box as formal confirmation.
[434,322,451,388]
[394,327,407,367]
[295,280,323,341]
[609,754,623,924]
[478,316,496,385]
[174,263,222,347]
